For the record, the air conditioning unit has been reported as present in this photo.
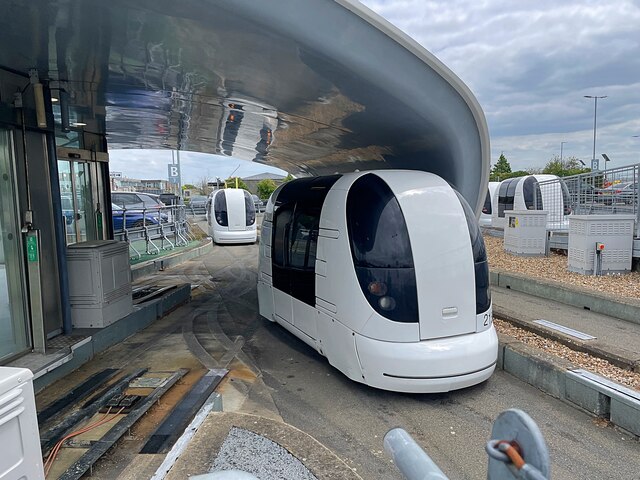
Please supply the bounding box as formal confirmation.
[67,240,133,328]
[0,367,45,480]
[503,210,548,256]
[568,215,635,275]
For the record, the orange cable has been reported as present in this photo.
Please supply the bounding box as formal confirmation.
[44,406,125,477]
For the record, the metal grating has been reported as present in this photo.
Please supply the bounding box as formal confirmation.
[533,319,596,340]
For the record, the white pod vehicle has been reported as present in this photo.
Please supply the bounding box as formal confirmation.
[207,189,257,244]
[257,170,497,393]
[480,182,500,227]
[492,175,571,229]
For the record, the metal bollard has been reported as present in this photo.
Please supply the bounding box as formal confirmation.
[384,409,550,480]
[485,409,550,480]
[384,428,449,480]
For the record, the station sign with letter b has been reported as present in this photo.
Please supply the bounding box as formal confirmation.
[168,164,181,184]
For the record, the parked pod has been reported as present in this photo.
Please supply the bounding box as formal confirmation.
[257,170,497,393]
[480,181,500,227]
[491,174,571,229]
[207,189,257,244]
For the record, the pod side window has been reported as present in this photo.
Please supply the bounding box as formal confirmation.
[523,177,538,210]
[214,191,228,226]
[243,190,256,226]
[498,178,518,217]
[454,191,491,314]
[346,174,418,323]
[271,175,341,306]
[482,189,492,214]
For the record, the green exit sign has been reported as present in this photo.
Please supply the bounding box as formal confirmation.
[26,235,38,262]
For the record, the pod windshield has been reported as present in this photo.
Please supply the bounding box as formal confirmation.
[214,191,228,226]
[347,174,418,323]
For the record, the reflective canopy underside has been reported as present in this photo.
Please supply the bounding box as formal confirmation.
[0,0,489,210]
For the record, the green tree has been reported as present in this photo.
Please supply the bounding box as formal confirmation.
[224,177,249,190]
[490,153,512,181]
[542,156,590,177]
[256,179,277,199]
[507,170,530,179]
[283,173,294,183]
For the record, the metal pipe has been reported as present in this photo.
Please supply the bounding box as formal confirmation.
[384,428,448,480]
[584,95,607,168]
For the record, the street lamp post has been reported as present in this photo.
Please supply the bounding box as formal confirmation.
[584,95,607,170]
[560,141,567,172]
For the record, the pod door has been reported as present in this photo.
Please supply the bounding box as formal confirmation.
[271,176,340,338]
[272,204,320,337]
[227,191,247,231]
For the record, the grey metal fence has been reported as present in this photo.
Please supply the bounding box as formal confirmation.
[112,205,194,259]
[536,163,639,237]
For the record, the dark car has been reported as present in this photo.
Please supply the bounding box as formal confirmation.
[111,203,165,231]
[187,195,208,213]
[61,196,75,225]
[159,193,182,205]
[251,194,265,213]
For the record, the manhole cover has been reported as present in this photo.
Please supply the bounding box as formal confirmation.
[130,377,169,389]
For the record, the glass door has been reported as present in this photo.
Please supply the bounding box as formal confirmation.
[0,129,29,361]
[58,160,96,244]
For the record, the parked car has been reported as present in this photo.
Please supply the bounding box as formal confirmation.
[597,181,637,205]
[251,194,265,213]
[111,203,165,231]
[111,192,165,210]
[61,195,75,225]
[617,182,638,204]
[159,193,182,205]
[187,195,208,212]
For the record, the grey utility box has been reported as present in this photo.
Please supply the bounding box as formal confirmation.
[503,210,548,256]
[568,215,635,275]
[67,240,133,328]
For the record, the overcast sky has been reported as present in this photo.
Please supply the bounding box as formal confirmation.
[110,1,639,178]
[362,0,640,171]
[108,149,287,184]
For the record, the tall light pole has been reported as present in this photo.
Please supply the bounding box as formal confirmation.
[560,141,567,172]
[584,95,607,169]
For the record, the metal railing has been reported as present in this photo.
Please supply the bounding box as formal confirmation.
[112,205,195,259]
[536,163,639,237]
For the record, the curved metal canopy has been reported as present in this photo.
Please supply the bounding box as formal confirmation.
[0,0,489,211]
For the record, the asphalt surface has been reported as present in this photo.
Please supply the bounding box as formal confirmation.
[151,239,640,480]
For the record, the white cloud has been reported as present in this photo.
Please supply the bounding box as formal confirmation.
[361,0,640,170]
[108,149,288,184]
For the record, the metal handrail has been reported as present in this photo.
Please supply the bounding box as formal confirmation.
[112,204,191,259]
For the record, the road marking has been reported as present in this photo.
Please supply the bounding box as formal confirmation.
[533,319,596,340]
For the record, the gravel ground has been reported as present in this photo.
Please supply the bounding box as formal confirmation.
[211,427,318,480]
[484,235,640,300]
[487,233,640,393]
[494,319,640,391]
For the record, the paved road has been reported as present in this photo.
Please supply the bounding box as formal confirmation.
[153,243,640,480]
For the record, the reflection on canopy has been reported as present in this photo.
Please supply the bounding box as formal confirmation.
[0,0,489,211]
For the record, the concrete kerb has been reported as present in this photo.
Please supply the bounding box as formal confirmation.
[490,270,640,326]
[498,333,640,437]
[131,238,213,282]
[493,306,640,373]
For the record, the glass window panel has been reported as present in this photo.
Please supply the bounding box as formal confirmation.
[0,130,29,360]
